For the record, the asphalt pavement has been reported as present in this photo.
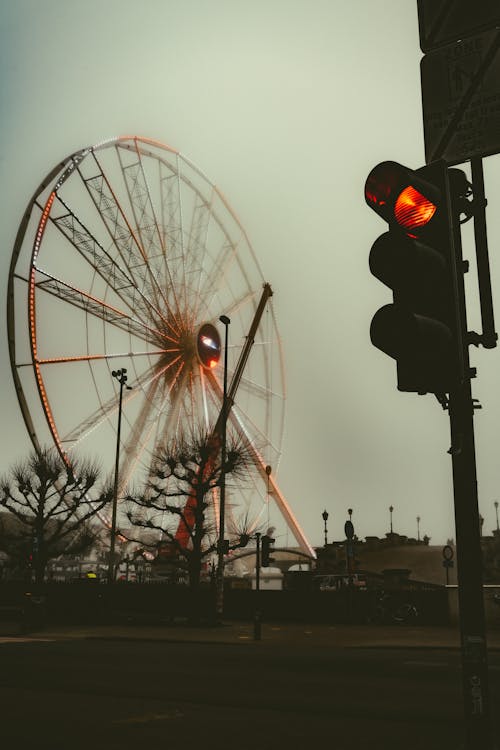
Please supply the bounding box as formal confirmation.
[4,619,500,650]
[1,619,499,749]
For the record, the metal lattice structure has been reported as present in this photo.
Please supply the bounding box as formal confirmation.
[8,135,314,556]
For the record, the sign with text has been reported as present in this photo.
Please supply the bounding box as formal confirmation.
[418,0,500,52]
[421,29,500,164]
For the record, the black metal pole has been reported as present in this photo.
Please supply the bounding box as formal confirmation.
[470,157,497,349]
[216,316,230,619]
[345,513,354,624]
[448,380,493,746]
[254,532,261,640]
[108,368,129,585]
[443,161,494,746]
[322,509,329,547]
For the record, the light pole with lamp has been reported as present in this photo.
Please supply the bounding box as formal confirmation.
[417,515,421,542]
[389,505,394,535]
[494,501,499,532]
[108,368,131,585]
[216,315,230,618]
[322,510,329,547]
[344,509,355,622]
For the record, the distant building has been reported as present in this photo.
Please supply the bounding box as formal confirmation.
[481,529,500,583]
[315,528,500,588]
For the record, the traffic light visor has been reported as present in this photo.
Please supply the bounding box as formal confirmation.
[365,161,437,232]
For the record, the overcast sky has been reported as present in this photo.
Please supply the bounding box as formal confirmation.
[1,0,500,549]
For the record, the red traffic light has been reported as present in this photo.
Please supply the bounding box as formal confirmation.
[366,158,464,394]
[365,161,439,234]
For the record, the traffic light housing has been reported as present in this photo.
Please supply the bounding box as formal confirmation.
[365,159,466,395]
[261,534,275,567]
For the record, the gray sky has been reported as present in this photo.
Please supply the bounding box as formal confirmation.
[1,0,500,549]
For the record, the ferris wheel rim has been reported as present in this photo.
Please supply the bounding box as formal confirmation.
[8,136,287,530]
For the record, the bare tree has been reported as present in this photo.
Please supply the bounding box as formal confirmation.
[0,448,112,584]
[125,430,253,590]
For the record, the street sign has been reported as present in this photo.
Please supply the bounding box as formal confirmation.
[418,0,500,52]
[421,29,500,164]
[443,544,454,561]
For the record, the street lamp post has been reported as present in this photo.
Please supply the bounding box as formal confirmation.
[344,509,355,622]
[108,368,131,585]
[389,505,394,535]
[417,515,421,542]
[494,501,499,532]
[216,315,230,618]
[322,510,329,547]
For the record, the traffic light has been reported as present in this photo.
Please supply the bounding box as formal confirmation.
[261,534,275,567]
[365,159,467,395]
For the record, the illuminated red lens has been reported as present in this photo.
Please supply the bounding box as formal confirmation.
[394,185,437,230]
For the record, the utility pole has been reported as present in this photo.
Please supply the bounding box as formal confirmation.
[445,161,492,746]
[215,315,230,619]
[365,153,495,745]
[108,368,131,585]
[254,532,261,641]
[448,378,491,744]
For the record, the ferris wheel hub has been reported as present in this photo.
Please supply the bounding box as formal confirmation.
[197,323,221,370]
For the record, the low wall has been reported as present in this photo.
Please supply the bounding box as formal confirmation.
[446,585,500,628]
[0,582,451,627]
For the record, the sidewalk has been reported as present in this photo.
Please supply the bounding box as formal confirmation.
[11,620,500,649]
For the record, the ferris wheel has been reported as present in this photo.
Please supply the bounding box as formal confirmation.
[8,135,314,557]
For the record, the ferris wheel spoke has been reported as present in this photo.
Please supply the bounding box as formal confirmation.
[205,372,280,465]
[211,288,261,330]
[115,377,164,494]
[165,367,200,439]
[192,189,220,323]
[183,195,213,327]
[117,142,166,263]
[120,364,192,489]
[116,140,185,323]
[64,386,136,453]
[62,358,179,451]
[197,237,241,314]
[78,151,182,334]
[117,358,201,496]
[36,350,173,366]
[237,373,283,401]
[33,267,174,347]
[159,157,184,280]
[233,405,281,463]
[199,368,222,432]
[228,408,314,557]
[49,193,167,334]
